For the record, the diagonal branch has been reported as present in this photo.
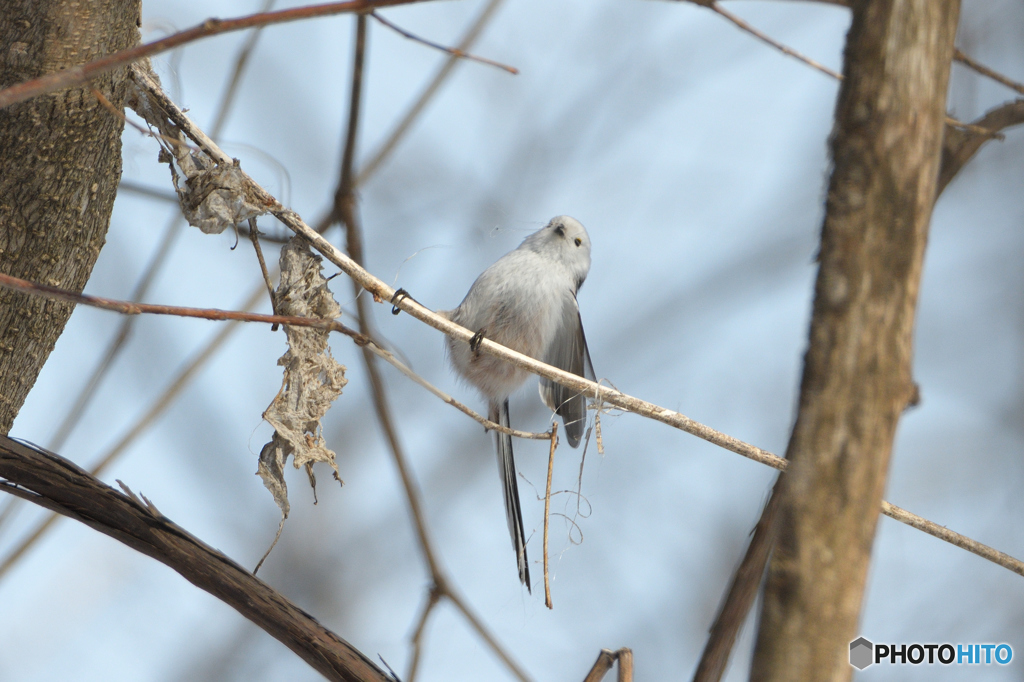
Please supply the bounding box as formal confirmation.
[707,3,841,80]
[357,0,508,185]
[0,436,391,682]
[370,11,518,74]
[128,65,1024,585]
[209,0,280,140]
[685,1,999,137]
[0,270,544,443]
[954,48,1024,97]
[0,0,433,109]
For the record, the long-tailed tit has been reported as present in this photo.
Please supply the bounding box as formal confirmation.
[444,215,595,590]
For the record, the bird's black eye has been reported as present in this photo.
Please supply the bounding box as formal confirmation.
[553,224,565,237]
[574,237,582,247]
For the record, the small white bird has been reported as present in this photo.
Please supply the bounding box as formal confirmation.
[445,216,595,590]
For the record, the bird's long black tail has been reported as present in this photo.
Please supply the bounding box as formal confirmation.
[492,398,530,591]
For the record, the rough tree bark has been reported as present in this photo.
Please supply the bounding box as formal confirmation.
[693,100,1024,682]
[751,1,960,680]
[0,0,141,433]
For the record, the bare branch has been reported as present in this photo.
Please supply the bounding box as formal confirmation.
[708,3,841,80]
[127,65,1024,584]
[689,2,995,137]
[692,486,781,682]
[406,586,443,682]
[0,437,392,682]
[92,88,199,151]
[368,341,549,440]
[444,589,532,681]
[0,0,433,109]
[0,271,364,339]
[248,219,278,314]
[209,0,280,140]
[954,48,1024,97]
[543,423,558,610]
[371,11,518,74]
[357,0,508,185]
[117,180,179,203]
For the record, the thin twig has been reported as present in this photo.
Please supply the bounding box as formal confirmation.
[336,14,449,580]
[129,62,1024,585]
[954,48,1024,97]
[0,271,360,338]
[117,180,179,203]
[880,501,1024,576]
[0,498,17,538]
[357,0,507,185]
[704,2,997,136]
[368,342,548,440]
[944,117,1004,139]
[371,11,518,74]
[543,422,558,610]
[46,216,184,451]
[708,3,841,79]
[939,99,1024,193]
[445,590,532,681]
[248,218,278,316]
[0,283,268,580]
[692,483,781,682]
[0,0,432,109]
[253,517,285,575]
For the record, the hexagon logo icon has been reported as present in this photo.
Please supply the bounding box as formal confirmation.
[850,637,874,670]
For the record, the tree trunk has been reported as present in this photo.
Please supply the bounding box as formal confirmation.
[0,0,141,433]
[751,1,960,679]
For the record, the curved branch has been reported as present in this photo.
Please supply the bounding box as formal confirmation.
[0,436,391,682]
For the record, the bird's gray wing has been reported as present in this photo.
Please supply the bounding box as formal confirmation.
[539,294,594,448]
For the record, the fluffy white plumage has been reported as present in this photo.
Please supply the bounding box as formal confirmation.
[445,215,595,590]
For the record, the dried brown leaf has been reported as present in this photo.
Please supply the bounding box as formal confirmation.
[258,238,347,519]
